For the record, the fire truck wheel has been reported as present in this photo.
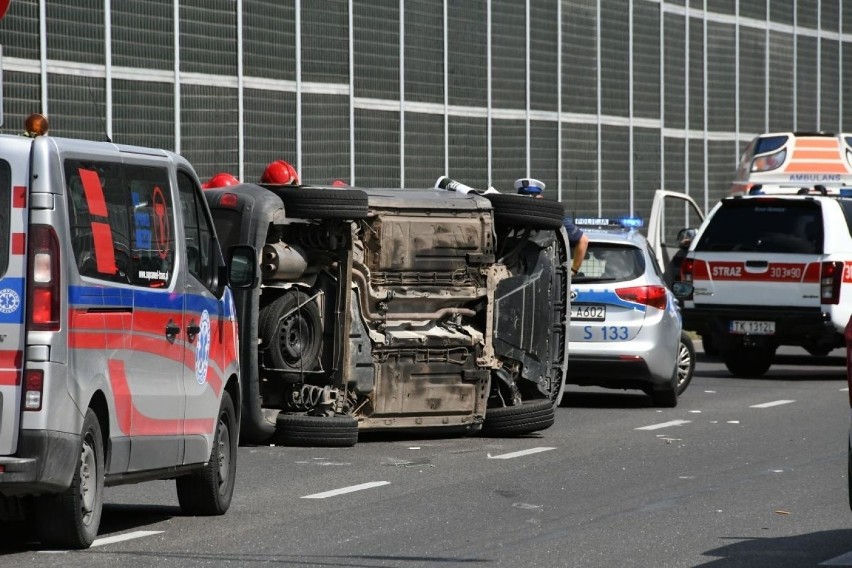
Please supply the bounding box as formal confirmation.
[484,194,565,230]
[481,399,555,437]
[271,187,369,220]
[35,409,104,549]
[176,391,237,516]
[274,413,359,447]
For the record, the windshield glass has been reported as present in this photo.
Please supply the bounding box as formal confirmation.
[576,242,644,282]
[695,199,823,254]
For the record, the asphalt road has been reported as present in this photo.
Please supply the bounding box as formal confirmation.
[3,344,851,567]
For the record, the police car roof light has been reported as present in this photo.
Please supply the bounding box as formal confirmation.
[839,187,852,198]
[748,184,764,195]
[573,216,643,229]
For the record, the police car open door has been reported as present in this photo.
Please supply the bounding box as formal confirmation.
[647,190,704,285]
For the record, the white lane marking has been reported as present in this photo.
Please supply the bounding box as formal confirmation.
[487,447,556,459]
[91,531,164,548]
[750,400,795,409]
[727,421,740,424]
[841,388,849,392]
[820,551,852,565]
[301,481,390,499]
[635,419,691,431]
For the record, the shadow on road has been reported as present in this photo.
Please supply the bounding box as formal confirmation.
[559,390,654,409]
[698,529,852,567]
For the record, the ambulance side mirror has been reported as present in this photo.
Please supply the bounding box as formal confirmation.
[226,245,259,289]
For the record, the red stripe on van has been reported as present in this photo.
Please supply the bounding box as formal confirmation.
[108,359,214,437]
[90,222,116,275]
[0,350,22,386]
[11,233,24,255]
[79,168,108,217]
[694,262,810,282]
[12,186,26,209]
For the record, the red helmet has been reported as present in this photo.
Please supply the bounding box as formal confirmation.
[202,172,240,189]
[261,160,300,185]
[331,180,350,188]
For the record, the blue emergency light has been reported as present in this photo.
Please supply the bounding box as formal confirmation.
[840,187,852,198]
[573,216,644,229]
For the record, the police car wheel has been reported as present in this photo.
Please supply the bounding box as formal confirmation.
[274,413,359,447]
[259,291,323,374]
[676,332,695,396]
[484,194,564,230]
[481,400,555,437]
[35,409,104,549]
[271,187,369,220]
[176,391,238,515]
[722,346,774,378]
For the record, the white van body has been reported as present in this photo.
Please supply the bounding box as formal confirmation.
[0,130,245,548]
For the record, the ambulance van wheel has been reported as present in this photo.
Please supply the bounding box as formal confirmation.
[484,194,564,230]
[272,187,369,220]
[35,409,104,549]
[176,391,237,516]
[481,399,555,437]
[722,346,775,378]
[274,413,359,447]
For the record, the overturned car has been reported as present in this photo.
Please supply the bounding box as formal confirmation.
[205,180,569,446]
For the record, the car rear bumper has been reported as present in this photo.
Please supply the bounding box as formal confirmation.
[567,355,671,390]
[682,305,841,349]
[0,430,79,496]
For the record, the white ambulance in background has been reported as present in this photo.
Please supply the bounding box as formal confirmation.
[675,131,852,377]
[0,115,256,549]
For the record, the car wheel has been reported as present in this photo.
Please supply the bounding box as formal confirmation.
[270,187,369,220]
[676,332,695,396]
[722,346,775,377]
[274,413,359,447]
[805,346,833,357]
[35,409,104,549]
[176,391,238,516]
[701,333,719,357]
[481,400,555,437]
[259,290,323,373]
[484,194,565,230]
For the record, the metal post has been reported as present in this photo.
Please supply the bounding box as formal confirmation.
[173,0,180,153]
[525,0,530,179]
[296,0,302,175]
[400,0,405,187]
[557,0,562,202]
[443,0,449,176]
[596,0,601,216]
[104,0,113,141]
[39,0,47,116]
[628,0,634,215]
[237,0,244,180]
[349,0,355,185]
[487,0,492,188]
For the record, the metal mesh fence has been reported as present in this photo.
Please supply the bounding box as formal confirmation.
[0,0,850,212]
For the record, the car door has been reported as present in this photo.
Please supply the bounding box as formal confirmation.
[177,171,227,465]
[647,189,705,284]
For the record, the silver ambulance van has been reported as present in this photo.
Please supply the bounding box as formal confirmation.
[0,115,256,549]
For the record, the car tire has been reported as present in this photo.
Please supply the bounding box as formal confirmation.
[484,194,565,230]
[274,413,359,447]
[700,333,719,357]
[259,290,323,373]
[676,332,695,396]
[176,391,238,516]
[722,346,775,377]
[35,409,104,549]
[271,187,369,220]
[481,400,555,436]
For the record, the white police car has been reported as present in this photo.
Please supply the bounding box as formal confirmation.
[567,217,694,406]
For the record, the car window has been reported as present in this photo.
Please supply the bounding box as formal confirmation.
[0,160,10,278]
[65,159,175,287]
[177,171,218,293]
[578,242,644,282]
[695,199,823,254]
[837,200,852,239]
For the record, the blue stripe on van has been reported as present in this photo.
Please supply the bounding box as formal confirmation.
[68,285,233,317]
[0,278,25,324]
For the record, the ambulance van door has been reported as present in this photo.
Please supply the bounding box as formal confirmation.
[176,171,229,465]
[121,161,186,471]
[0,144,27,455]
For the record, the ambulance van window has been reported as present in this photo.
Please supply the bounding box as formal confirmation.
[65,160,175,288]
[177,171,217,292]
[125,165,175,288]
[65,161,133,284]
[0,160,10,278]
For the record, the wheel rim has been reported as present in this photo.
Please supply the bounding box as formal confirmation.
[677,341,692,388]
[216,412,231,492]
[79,434,97,525]
[278,312,315,365]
